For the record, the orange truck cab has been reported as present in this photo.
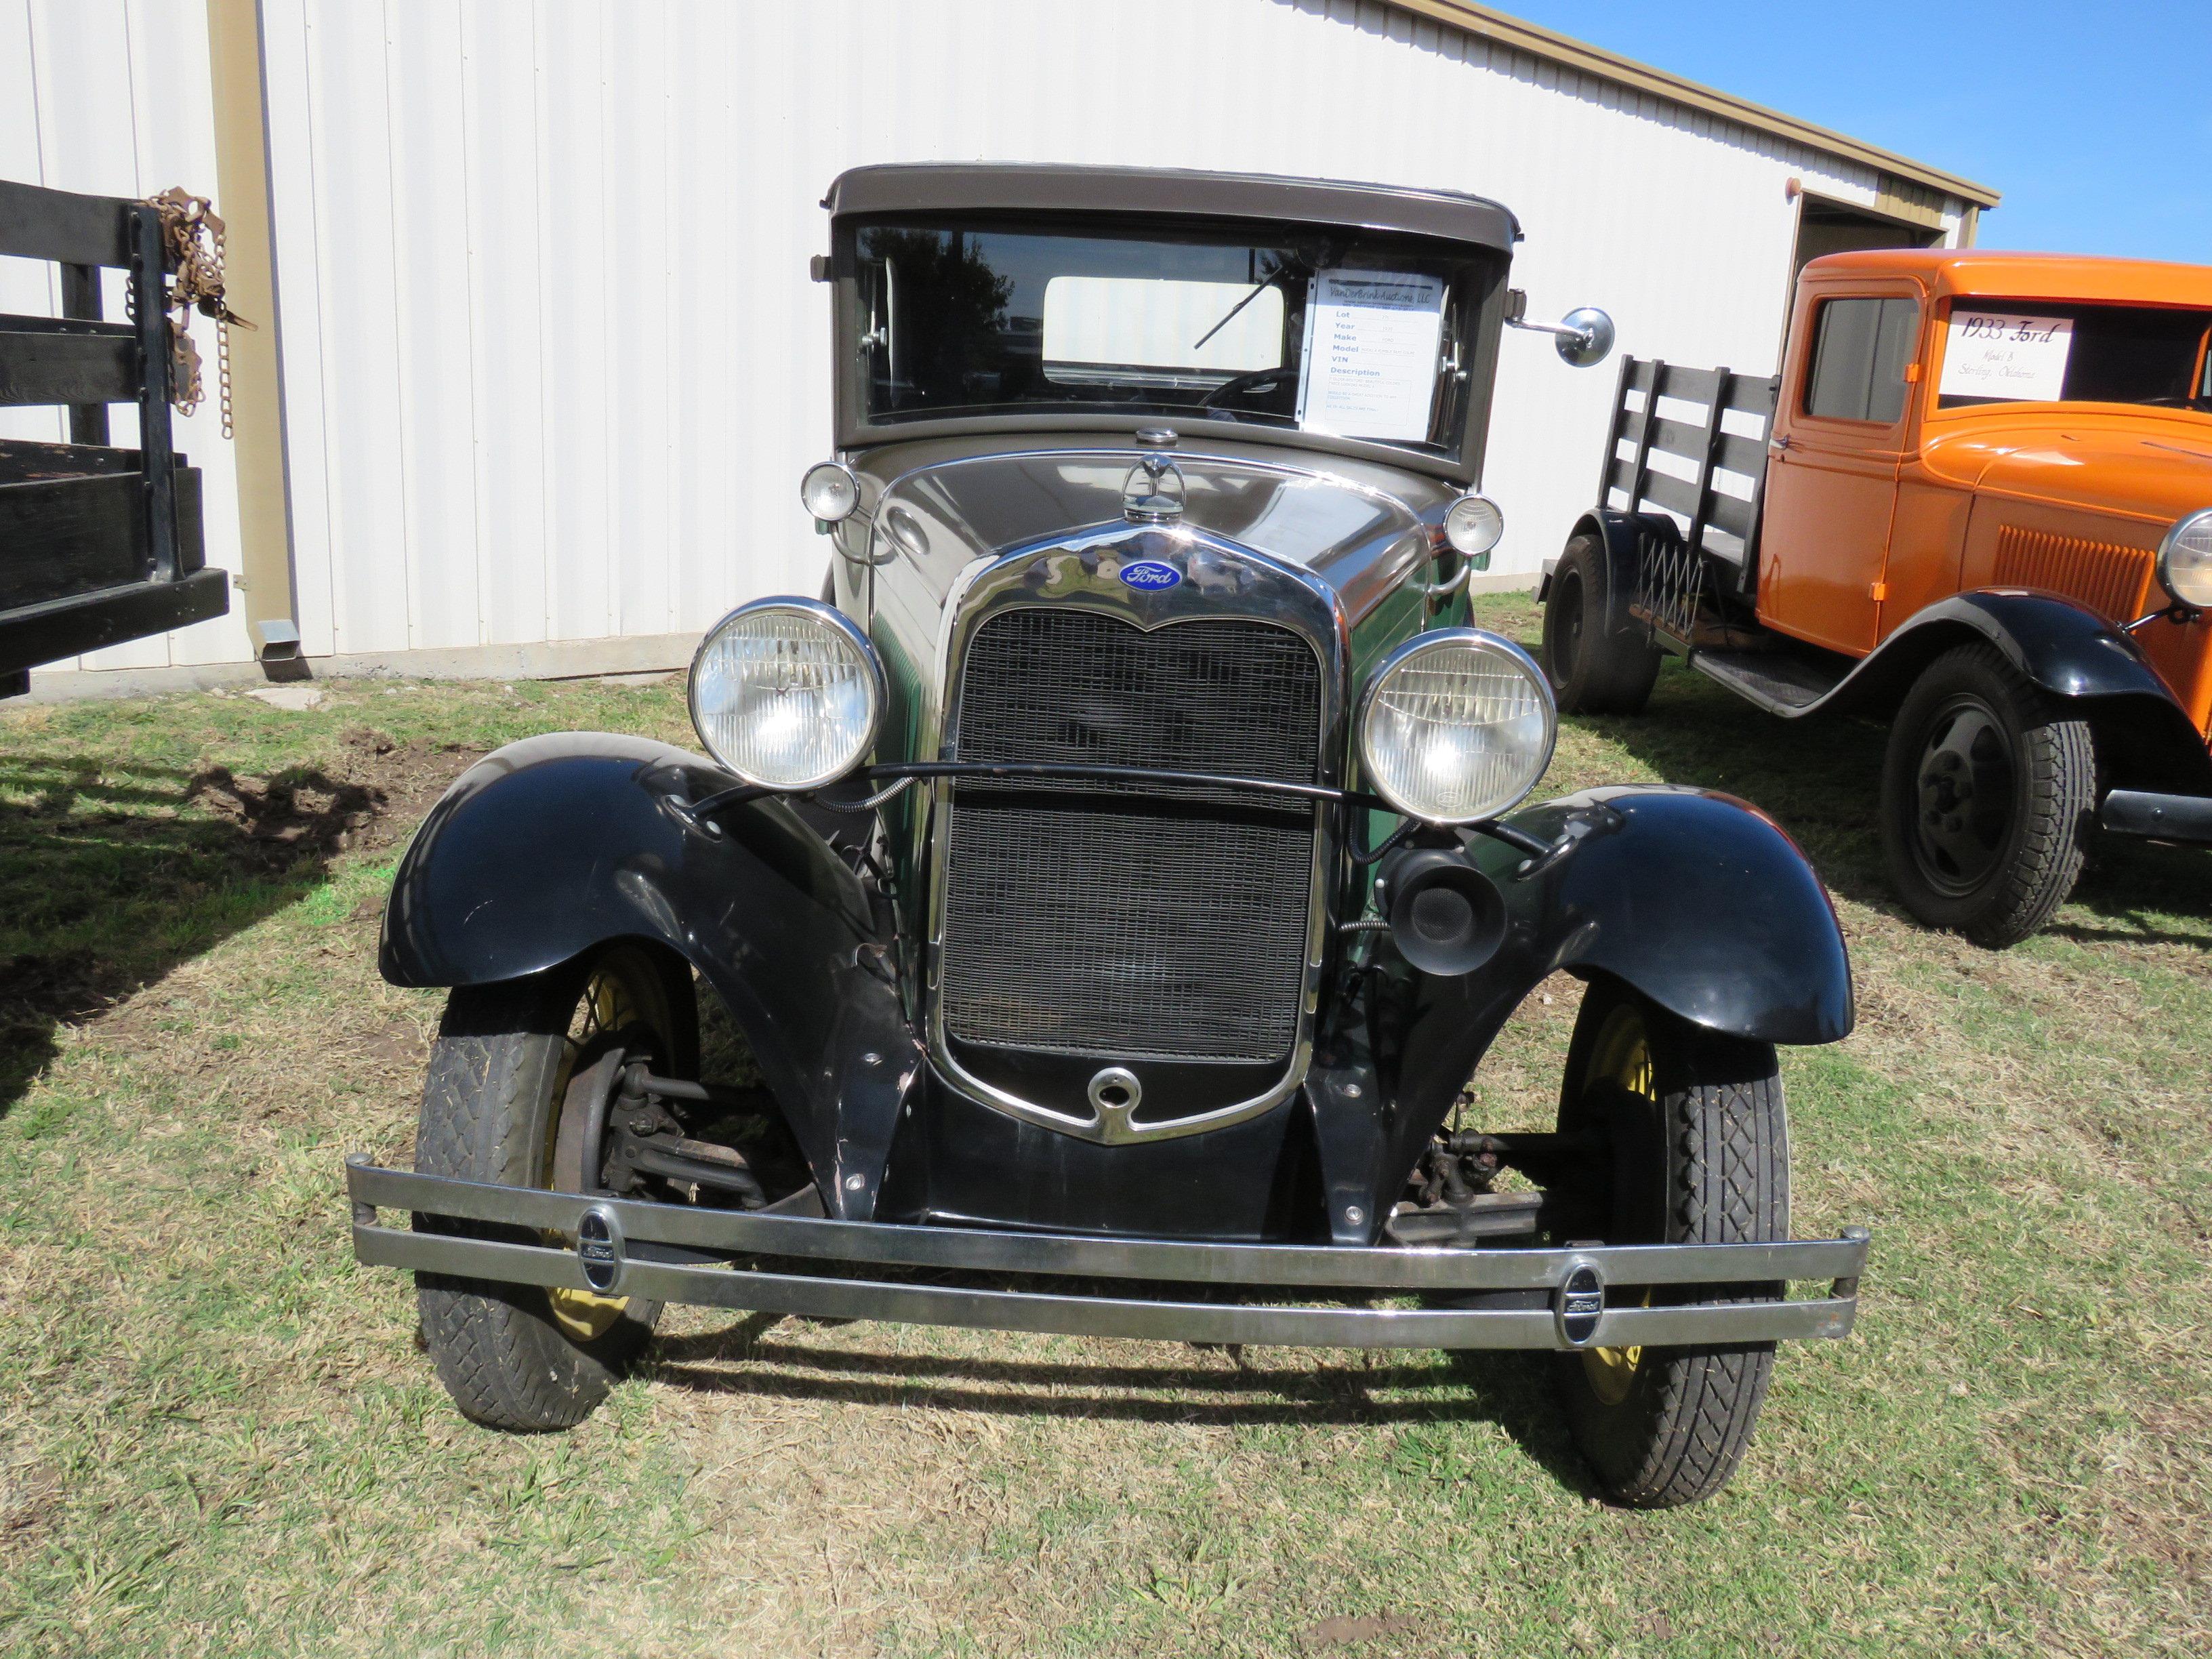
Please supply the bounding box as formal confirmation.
[1539,248,2212,947]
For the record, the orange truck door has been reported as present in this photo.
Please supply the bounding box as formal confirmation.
[1759,287,1923,656]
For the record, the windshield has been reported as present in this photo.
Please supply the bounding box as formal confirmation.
[1936,300,2212,412]
[843,214,1497,454]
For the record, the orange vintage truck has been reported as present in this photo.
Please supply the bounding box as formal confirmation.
[1540,248,2212,946]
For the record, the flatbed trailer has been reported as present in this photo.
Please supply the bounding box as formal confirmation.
[1,178,227,695]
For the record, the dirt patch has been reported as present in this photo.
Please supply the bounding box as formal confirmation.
[356,1017,428,1080]
[331,727,486,849]
[0,1465,60,1561]
[184,727,480,865]
[182,763,381,866]
[0,728,481,1097]
[1301,1613,1418,1649]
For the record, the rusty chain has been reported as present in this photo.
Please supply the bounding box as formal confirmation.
[142,186,255,439]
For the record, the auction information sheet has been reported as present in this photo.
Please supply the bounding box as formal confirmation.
[1296,270,1446,443]
[1939,311,2076,402]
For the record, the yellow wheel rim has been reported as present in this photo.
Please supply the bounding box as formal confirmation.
[1582,1004,1654,1406]
[545,964,649,1343]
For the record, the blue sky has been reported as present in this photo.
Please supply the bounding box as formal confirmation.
[1494,1,2211,263]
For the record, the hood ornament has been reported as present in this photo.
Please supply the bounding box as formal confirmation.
[1124,430,1185,523]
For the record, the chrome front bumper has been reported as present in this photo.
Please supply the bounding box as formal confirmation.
[347,1158,1870,1352]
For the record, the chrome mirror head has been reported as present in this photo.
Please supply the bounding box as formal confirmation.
[1555,307,1615,369]
[1507,303,1616,369]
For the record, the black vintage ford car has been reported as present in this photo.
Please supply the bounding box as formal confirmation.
[349,165,1868,1508]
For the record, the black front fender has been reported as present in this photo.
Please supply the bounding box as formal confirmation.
[1311,785,1851,1240]
[1828,592,2212,796]
[1379,786,1851,1147]
[1522,785,1853,1043]
[380,734,919,1218]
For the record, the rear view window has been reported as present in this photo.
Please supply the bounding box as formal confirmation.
[1041,274,1286,380]
[1804,296,1921,424]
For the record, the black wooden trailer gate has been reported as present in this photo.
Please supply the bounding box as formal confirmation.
[0,178,226,695]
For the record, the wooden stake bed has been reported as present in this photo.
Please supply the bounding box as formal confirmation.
[0,179,228,691]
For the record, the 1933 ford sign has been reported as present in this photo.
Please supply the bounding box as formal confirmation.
[1119,560,1181,591]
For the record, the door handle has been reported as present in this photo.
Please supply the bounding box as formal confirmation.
[1770,434,1793,451]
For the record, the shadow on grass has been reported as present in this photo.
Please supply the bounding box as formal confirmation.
[2054,833,2212,946]
[0,733,477,1113]
[651,1316,1594,1495]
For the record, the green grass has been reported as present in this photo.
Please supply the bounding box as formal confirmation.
[1,605,2207,1657]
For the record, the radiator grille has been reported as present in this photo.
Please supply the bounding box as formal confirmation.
[939,608,1323,1063]
[949,609,1324,804]
[1994,525,2154,619]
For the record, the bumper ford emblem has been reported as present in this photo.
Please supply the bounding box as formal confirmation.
[577,1205,624,1294]
[1554,1261,1605,1348]
[1118,559,1181,591]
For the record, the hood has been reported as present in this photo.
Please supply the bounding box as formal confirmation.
[1925,414,2212,527]
[854,436,1456,625]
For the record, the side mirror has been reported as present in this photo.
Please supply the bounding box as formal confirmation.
[1505,302,1616,369]
[1552,307,1616,369]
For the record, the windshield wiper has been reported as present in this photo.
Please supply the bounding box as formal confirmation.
[1193,277,1277,352]
[1192,241,1340,352]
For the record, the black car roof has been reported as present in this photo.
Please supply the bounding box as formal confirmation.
[823,162,1520,253]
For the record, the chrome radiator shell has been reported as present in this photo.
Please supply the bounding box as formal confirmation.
[921,525,1349,1145]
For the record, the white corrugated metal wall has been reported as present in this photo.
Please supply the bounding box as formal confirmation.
[11,0,1969,672]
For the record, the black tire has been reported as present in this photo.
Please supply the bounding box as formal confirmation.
[1551,981,1788,1509]
[414,943,697,1431]
[1542,533,1662,715]
[1879,642,2095,948]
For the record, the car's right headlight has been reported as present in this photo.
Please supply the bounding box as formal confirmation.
[688,598,885,790]
[1357,629,1557,824]
[2158,508,2212,610]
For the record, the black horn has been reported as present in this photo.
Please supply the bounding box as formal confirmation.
[1380,848,1507,977]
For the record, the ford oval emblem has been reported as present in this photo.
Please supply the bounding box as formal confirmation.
[1119,560,1181,592]
[1555,1261,1605,1349]
[577,1205,624,1293]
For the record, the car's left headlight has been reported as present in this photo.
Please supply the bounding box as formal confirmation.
[2158,508,2212,610]
[1357,629,1557,823]
[688,598,886,790]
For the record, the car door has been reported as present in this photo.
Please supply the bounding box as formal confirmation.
[1759,285,1923,656]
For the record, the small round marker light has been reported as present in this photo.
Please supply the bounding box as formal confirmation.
[800,460,860,524]
[1444,494,1505,563]
[2157,507,2212,610]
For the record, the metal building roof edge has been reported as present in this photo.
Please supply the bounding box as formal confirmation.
[1384,0,2001,209]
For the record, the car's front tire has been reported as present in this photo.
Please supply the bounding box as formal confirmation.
[1879,642,2094,948]
[413,943,697,1431]
[1542,533,1662,715]
[1551,981,1787,1508]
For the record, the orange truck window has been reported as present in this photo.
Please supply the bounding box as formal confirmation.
[1805,296,1920,424]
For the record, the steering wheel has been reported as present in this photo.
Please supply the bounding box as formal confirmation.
[1199,367,1296,410]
